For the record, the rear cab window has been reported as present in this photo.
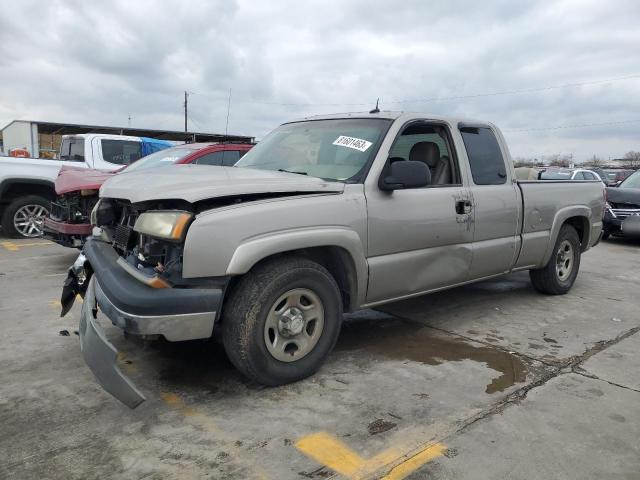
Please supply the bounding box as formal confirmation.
[101,140,143,165]
[59,137,85,162]
[459,126,507,185]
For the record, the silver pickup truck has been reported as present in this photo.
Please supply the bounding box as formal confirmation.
[63,112,605,408]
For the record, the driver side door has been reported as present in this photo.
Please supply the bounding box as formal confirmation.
[364,121,473,305]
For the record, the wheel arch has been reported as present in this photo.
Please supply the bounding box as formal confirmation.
[541,207,591,265]
[224,228,368,311]
[0,178,56,214]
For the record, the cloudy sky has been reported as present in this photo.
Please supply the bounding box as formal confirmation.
[1,0,639,161]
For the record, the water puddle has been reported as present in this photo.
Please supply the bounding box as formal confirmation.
[337,318,527,394]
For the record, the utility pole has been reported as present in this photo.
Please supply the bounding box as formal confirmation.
[225,88,232,138]
[127,115,131,127]
[184,91,189,134]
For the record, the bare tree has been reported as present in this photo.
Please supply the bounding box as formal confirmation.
[547,154,571,167]
[623,151,640,168]
[586,155,603,167]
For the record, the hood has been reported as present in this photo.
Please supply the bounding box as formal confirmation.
[56,166,118,195]
[100,164,345,203]
[606,186,640,206]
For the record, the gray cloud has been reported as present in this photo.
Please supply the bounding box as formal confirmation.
[1,0,640,160]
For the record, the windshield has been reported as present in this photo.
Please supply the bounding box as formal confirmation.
[123,147,194,172]
[619,170,640,189]
[235,118,391,182]
[539,169,573,180]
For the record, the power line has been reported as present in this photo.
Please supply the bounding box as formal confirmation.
[387,74,640,104]
[185,74,640,107]
[504,118,640,132]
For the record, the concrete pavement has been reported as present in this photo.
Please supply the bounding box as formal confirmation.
[0,235,638,479]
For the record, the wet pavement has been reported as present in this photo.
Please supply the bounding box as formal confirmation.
[0,235,639,479]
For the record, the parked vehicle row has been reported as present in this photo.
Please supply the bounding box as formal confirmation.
[0,134,172,238]
[43,142,253,248]
[603,170,640,239]
[59,111,605,408]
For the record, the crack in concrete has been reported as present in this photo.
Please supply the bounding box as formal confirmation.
[572,367,640,394]
[446,325,640,435]
[319,321,640,480]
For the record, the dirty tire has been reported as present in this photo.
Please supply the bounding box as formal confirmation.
[529,224,581,295]
[222,257,343,386]
[1,195,50,238]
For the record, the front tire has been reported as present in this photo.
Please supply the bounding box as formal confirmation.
[1,195,50,238]
[222,257,343,386]
[530,224,581,295]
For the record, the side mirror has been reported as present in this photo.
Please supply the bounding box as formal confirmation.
[379,160,431,191]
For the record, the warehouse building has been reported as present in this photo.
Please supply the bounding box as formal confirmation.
[0,120,254,158]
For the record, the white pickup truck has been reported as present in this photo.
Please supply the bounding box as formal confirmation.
[0,134,171,237]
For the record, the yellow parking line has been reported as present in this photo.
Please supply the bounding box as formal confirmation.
[381,444,447,480]
[295,432,446,480]
[160,392,270,480]
[1,241,51,251]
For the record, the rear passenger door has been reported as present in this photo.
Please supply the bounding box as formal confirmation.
[458,125,520,279]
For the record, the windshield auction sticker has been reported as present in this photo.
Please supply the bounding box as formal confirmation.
[333,136,373,152]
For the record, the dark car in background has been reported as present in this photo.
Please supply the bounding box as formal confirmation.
[44,142,253,248]
[603,170,640,239]
[604,169,634,186]
[590,167,615,186]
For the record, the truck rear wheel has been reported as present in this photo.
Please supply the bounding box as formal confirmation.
[222,257,343,386]
[1,195,50,238]
[530,224,581,295]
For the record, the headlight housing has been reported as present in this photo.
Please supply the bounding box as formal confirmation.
[134,210,193,241]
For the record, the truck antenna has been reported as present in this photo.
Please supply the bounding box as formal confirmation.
[369,98,380,114]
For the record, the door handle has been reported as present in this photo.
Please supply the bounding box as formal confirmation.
[455,200,472,215]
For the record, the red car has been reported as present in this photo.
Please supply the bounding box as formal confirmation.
[44,143,253,248]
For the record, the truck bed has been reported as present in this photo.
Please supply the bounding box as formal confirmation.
[514,180,605,269]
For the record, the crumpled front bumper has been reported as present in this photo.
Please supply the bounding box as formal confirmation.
[71,238,225,408]
[79,277,146,409]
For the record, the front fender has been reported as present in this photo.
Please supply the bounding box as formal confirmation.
[226,227,368,307]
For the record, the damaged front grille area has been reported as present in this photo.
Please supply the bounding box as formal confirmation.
[50,194,99,223]
[609,202,640,219]
[97,198,188,285]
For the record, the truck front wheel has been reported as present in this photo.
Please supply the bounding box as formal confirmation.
[222,257,343,386]
[529,224,581,295]
[1,195,50,238]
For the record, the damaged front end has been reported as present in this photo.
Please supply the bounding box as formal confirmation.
[60,252,90,317]
[44,191,99,249]
[62,197,226,408]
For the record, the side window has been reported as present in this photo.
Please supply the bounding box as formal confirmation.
[197,151,241,166]
[573,172,585,180]
[221,150,240,166]
[196,152,224,166]
[101,140,143,165]
[459,127,507,185]
[387,123,458,186]
[584,172,596,180]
